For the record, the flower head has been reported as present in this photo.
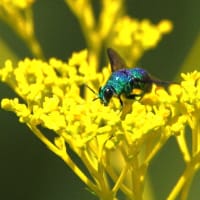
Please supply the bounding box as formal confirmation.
[1,50,200,199]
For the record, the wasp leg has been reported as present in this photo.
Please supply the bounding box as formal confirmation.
[126,94,142,100]
[118,96,123,107]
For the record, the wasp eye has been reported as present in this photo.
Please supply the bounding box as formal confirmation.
[104,87,113,101]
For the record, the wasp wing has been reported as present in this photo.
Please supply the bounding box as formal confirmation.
[107,48,127,72]
[149,74,174,86]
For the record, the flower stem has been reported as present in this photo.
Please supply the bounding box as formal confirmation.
[28,124,99,195]
[167,152,200,200]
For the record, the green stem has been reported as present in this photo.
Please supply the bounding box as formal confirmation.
[0,7,44,59]
[176,130,191,162]
[144,134,169,165]
[193,115,200,154]
[28,124,99,195]
[105,164,132,198]
[167,152,200,200]
[179,175,193,200]
[112,164,129,194]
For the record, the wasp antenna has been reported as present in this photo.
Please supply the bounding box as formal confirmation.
[85,84,97,95]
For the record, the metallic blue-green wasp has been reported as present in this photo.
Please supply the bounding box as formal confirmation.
[88,48,171,107]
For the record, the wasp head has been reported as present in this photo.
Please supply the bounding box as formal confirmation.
[98,86,114,106]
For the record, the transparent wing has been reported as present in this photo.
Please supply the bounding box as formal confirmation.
[107,48,127,72]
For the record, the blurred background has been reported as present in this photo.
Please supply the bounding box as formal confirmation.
[0,0,200,199]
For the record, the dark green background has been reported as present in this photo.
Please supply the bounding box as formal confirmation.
[0,0,200,199]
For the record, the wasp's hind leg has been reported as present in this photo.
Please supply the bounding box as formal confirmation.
[126,93,143,101]
[118,96,123,107]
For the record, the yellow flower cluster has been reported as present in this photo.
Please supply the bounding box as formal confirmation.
[110,17,172,65]
[1,51,200,199]
[0,0,43,58]
[0,0,34,9]
[65,0,172,69]
[0,0,199,199]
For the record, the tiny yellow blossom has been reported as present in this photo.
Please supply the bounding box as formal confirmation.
[1,98,31,123]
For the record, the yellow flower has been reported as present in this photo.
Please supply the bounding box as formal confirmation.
[1,50,200,199]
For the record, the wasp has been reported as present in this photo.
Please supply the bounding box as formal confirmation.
[87,48,171,106]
